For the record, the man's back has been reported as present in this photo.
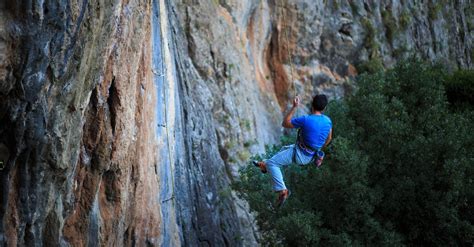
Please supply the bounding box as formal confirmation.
[291,114,332,149]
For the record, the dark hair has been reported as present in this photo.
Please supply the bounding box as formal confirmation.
[312,94,328,111]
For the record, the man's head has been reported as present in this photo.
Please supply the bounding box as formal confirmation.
[312,94,328,111]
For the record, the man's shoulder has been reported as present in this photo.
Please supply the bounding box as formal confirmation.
[322,114,332,121]
[322,114,332,126]
[305,114,331,125]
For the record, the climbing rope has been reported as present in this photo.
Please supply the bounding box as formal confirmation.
[263,0,297,99]
[157,4,175,204]
[281,0,298,99]
[161,68,175,204]
[277,0,302,119]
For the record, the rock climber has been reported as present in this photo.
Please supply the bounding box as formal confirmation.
[253,94,332,207]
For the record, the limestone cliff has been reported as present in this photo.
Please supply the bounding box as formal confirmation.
[0,0,161,245]
[169,1,472,245]
[0,0,472,246]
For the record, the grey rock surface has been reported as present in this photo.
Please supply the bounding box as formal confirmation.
[0,0,162,245]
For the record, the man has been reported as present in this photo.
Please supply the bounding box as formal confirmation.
[254,94,333,207]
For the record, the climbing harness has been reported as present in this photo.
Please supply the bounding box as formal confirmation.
[291,129,314,162]
[291,129,325,167]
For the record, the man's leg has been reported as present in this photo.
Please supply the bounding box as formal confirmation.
[262,145,295,191]
[254,145,296,207]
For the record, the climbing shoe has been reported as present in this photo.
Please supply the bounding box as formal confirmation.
[276,189,290,208]
[252,160,267,174]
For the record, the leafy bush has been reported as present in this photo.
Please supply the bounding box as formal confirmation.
[381,10,398,44]
[234,59,474,246]
[428,2,443,20]
[399,10,411,30]
[361,18,378,52]
[356,56,384,75]
[444,69,474,109]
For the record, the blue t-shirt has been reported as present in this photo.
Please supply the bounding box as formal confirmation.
[291,114,332,149]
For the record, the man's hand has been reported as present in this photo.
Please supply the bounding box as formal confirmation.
[283,96,300,128]
[293,96,300,108]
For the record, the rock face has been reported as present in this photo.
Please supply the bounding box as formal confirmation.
[0,0,161,246]
[168,1,472,245]
[0,0,472,246]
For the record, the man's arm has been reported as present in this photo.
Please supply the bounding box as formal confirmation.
[323,128,332,148]
[282,97,299,128]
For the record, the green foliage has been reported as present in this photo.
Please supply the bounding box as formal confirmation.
[444,69,474,109]
[428,2,443,20]
[218,187,232,200]
[234,59,474,246]
[467,17,474,31]
[237,150,251,161]
[349,60,474,246]
[356,56,384,75]
[227,63,234,81]
[279,130,297,146]
[361,18,378,52]
[228,156,237,163]
[392,43,410,59]
[240,119,252,131]
[467,5,474,31]
[243,140,257,148]
[399,10,411,30]
[225,140,237,149]
[381,10,398,44]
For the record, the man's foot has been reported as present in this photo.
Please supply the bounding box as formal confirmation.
[276,189,290,208]
[252,160,267,174]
